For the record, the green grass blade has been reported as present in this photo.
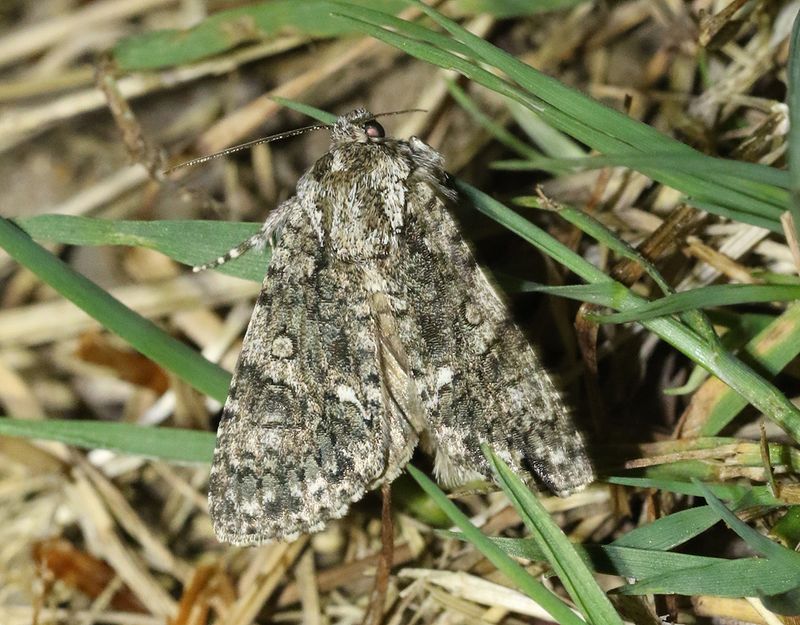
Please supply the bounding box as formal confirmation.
[615,557,799,598]
[694,479,800,565]
[459,181,800,441]
[406,465,586,625]
[507,99,586,158]
[514,282,623,305]
[113,0,406,70]
[695,303,800,436]
[689,198,784,233]
[515,199,671,293]
[686,197,783,234]
[16,215,267,282]
[588,285,800,324]
[270,96,338,124]
[405,0,678,153]
[445,528,796,597]
[607,477,781,504]
[441,532,725,577]
[491,539,755,585]
[611,506,720,551]
[337,2,786,225]
[330,6,636,153]
[457,180,607,283]
[0,417,214,464]
[446,80,542,160]
[455,0,588,18]
[0,217,231,403]
[496,153,790,192]
[761,588,800,616]
[485,447,624,625]
[408,0,787,218]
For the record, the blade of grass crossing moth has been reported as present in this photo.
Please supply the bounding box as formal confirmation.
[0,217,231,402]
[0,417,215,463]
[460,182,800,441]
[483,447,624,625]
[405,465,587,625]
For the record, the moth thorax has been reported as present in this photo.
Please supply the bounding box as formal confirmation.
[322,170,406,262]
[327,214,401,261]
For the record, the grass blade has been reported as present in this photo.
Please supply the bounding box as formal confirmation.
[588,285,800,324]
[485,447,623,625]
[16,215,267,281]
[0,217,231,403]
[0,417,214,464]
[406,465,587,625]
[611,506,720,551]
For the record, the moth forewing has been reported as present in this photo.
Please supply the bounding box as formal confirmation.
[205,108,593,545]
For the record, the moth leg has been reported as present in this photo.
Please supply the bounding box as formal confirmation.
[193,198,297,272]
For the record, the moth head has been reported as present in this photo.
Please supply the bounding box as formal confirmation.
[331,108,385,146]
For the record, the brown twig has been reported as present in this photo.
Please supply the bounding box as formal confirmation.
[361,481,394,625]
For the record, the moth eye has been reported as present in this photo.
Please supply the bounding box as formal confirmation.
[363,120,385,138]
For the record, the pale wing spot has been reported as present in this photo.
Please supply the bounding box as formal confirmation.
[435,366,454,390]
[549,448,568,465]
[336,384,368,421]
[464,302,483,326]
[431,367,454,409]
[270,335,294,359]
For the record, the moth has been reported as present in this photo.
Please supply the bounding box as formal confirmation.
[202,109,594,545]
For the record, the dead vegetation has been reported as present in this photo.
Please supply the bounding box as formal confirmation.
[1,1,799,624]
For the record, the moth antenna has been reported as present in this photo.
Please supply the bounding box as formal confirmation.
[164,123,331,174]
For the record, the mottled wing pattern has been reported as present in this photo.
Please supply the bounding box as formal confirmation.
[390,187,594,496]
[209,206,417,545]
[208,109,593,546]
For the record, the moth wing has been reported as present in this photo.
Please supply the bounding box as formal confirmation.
[209,212,417,545]
[395,193,593,495]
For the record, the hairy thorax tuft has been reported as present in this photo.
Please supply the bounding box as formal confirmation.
[304,140,415,261]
